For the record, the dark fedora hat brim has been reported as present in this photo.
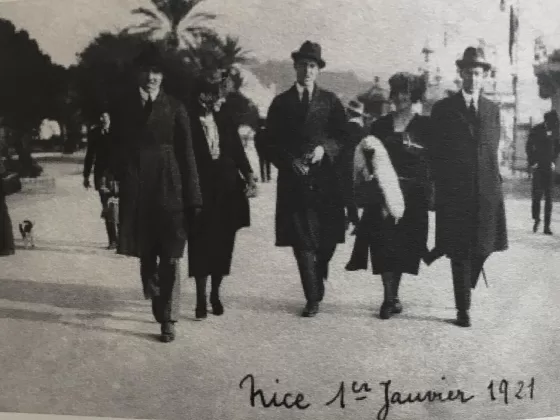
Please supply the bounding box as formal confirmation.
[291,51,326,68]
[456,59,491,71]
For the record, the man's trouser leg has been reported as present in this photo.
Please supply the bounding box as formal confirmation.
[532,171,544,222]
[99,191,117,244]
[293,247,319,304]
[544,171,553,229]
[265,161,272,181]
[154,258,181,323]
[451,255,487,311]
[140,254,160,321]
[451,259,472,313]
[317,242,336,280]
[259,156,266,182]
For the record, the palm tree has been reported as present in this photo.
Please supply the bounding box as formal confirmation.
[183,33,252,74]
[127,0,217,50]
[220,35,252,67]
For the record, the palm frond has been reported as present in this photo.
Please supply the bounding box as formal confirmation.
[131,7,161,21]
[187,12,218,21]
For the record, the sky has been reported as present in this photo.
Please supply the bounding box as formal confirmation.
[1,0,560,119]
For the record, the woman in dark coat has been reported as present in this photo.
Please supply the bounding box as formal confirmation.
[346,73,432,319]
[187,71,256,319]
[0,157,16,256]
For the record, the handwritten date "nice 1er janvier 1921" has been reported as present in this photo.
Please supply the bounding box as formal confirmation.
[239,374,535,420]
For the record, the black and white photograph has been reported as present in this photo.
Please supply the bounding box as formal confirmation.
[0,0,560,419]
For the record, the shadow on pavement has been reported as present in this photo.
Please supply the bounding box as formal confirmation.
[0,307,158,341]
[14,244,123,257]
[0,278,139,312]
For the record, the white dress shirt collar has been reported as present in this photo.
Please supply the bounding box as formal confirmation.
[139,87,160,103]
[295,83,314,100]
[462,89,480,111]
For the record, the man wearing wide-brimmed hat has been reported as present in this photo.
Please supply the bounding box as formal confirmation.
[266,41,347,317]
[109,44,202,342]
[430,46,508,328]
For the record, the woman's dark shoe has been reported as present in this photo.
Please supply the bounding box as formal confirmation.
[195,306,207,319]
[160,322,176,343]
[393,298,403,314]
[210,298,224,316]
[379,300,395,319]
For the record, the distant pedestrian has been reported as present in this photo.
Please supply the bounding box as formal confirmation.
[186,68,256,320]
[254,118,272,182]
[109,45,202,343]
[526,110,560,235]
[83,112,118,249]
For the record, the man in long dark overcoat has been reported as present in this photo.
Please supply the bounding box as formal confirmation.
[266,41,347,317]
[83,112,118,249]
[109,45,202,342]
[430,47,508,328]
[526,110,560,234]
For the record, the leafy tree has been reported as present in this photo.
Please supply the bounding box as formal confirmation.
[74,31,196,120]
[127,0,216,50]
[0,19,68,175]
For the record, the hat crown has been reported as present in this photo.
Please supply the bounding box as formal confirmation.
[456,46,491,69]
[463,46,485,62]
[292,40,325,68]
[299,40,321,56]
[134,44,165,69]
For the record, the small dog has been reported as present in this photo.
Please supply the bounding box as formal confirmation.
[19,220,35,249]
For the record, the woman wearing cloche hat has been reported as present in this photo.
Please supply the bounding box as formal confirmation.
[346,72,433,321]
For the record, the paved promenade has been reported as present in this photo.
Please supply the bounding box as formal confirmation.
[1,159,559,420]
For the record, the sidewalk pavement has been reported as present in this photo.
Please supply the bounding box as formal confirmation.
[1,162,559,420]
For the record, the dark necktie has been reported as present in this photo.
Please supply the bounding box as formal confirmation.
[144,96,153,118]
[469,98,477,121]
[301,88,310,114]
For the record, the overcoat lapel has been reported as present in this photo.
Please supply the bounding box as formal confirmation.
[477,96,493,140]
[451,92,476,139]
[303,85,321,126]
[146,91,168,130]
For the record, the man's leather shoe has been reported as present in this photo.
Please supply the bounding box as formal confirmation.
[544,227,553,235]
[160,322,176,343]
[301,303,319,317]
[455,310,471,328]
[533,220,540,233]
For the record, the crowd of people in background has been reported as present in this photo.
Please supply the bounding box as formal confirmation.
[3,37,560,344]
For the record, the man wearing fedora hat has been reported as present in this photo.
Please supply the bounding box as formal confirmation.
[430,46,508,328]
[266,41,347,317]
[108,44,202,342]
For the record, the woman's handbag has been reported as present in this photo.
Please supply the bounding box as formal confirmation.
[1,172,22,196]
